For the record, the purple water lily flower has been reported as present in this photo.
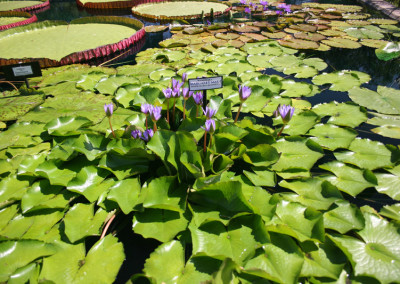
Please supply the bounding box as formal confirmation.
[141,103,152,114]
[172,87,181,98]
[278,3,291,13]
[140,129,154,142]
[244,7,251,13]
[163,87,172,99]
[240,0,247,4]
[193,92,203,105]
[149,106,162,122]
[277,104,295,124]
[104,103,113,117]
[207,20,211,25]
[239,85,252,102]
[172,78,184,91]
[203,106,217,119]
[131,129,141,139]
[260,0,268,5]
[202,119,216,133]
[182,73,188,82]
[182,88,193,99]
[276,10,283,15]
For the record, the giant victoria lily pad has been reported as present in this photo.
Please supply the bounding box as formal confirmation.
[0,0,49,12]
[0,16,145,67]
[0,11,37,30]
[131,1,231,21]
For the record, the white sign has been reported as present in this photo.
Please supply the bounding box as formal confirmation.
[12,65,33,77]
[189,76,223,91]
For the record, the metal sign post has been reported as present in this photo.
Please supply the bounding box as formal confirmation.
[1,62,42,88]
[188,76,223,110]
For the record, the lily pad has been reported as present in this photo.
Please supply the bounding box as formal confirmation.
[308,123,357,150]
[0,89,45,121]
[367,113,400,139]
[322,37,362,49]
[348,86,400,115]
[334,138,397,170]
[312,102,368,128]
[312,70,370,92]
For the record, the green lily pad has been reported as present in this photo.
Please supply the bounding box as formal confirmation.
[63,202,109,243]
[214,59,256,76]
[321,37,362,49]
[0,240,56,282]
[76,71,108,92]
[271,137,324,172]
[368,113,400,139]
[143,240,185,283]
[319,161,376,196]
[312,70,370,92]
[334,138,397,170]
[280,80,320,97]
[132,208,189,242]
[19,92,112,124]
[374,165,400,201]
[329,212,400,283]
[308,123,357,150]
[278,38,320,50]
[95,74,141,95]
[344,26,385,39]
[323,200,365,234]
[0,88,45,121]
[380,203,400,222]
[349,86,400,115]
[279,178,343,211]
[312,102,368,128]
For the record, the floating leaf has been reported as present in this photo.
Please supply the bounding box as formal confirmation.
[132,208,189,242]
[312,102,367,128]
[312,70,370,92]
[322,37,362,49]
[334,138,396,170]
[308,123,357,150]
[329,212,400,283]
[278,38,320,50]
[266,199,325,242]
[63,202,108,243]
[244,233,304,283]
[279,178,343,211]
[107,178,142,214]
[349,86,400,115]
[0,240,56,282]
[319,161,376,196]
[143,240,185,283]
[374,165,400,201]
[271,138,324,172]
[0,89,45,121]
[323,200,365,233]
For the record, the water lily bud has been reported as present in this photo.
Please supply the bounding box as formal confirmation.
[193,92,203,105]
[163,88,172,99]
[277,104,295,124]
[141,103,152,114]
[104,103,113,117]
[239,85,252,102]
[202,119,216,133]
[140,129,154,142]
[203,106,217,119]
[131,129,141,139]
[149,106,162,122]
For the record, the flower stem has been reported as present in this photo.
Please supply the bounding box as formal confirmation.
[173,99,176,123]
[183,99,187,120]
[234,103,242,123]
[100,212,117,239]
[145,116,148,130]
[277,124,285,137]
[208,133,213,149]
[167,99,170,124]
[203,131,207,153]
[108,117,116,138]
[153,122,157,132]
[196,105,199,117]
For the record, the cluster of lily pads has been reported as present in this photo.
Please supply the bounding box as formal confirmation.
[1,1,400,284]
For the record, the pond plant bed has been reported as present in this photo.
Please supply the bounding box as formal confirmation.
[1,1,400,283]
[0,16,145,67]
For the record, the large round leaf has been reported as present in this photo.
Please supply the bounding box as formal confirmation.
[334,138,397,170]
[348,86,400,115]
[329,212,400,283]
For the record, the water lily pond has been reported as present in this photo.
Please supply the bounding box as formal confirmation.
[1,0,400,283]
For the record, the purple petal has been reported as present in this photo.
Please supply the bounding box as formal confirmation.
[193,92,203,105]
[104,103,113,117]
